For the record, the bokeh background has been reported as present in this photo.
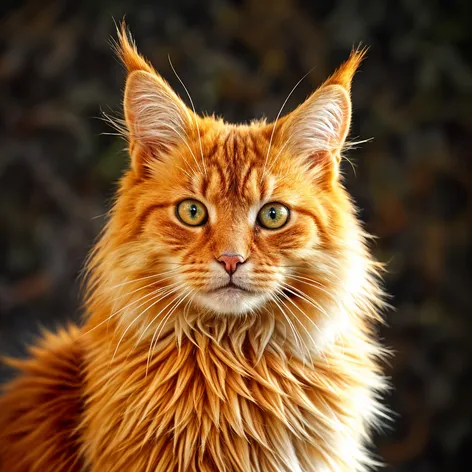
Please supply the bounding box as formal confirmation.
[1,0,471,470]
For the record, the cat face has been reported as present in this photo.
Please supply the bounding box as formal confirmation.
[99,27,366,322]
[133,124,326,315]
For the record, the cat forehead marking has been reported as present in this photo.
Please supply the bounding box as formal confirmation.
[194,128,272,202]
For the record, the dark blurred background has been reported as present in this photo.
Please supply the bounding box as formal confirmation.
[1,0,471,470]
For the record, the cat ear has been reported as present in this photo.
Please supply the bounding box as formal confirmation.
[117,24,195,175]
[280,49,366,180]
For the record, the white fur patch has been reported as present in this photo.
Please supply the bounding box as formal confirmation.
[125,70,192,155]
[287,84,351,158]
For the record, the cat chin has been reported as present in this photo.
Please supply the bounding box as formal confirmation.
[194,288,268,315]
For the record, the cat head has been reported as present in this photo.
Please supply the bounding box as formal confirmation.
[89,26,371,339]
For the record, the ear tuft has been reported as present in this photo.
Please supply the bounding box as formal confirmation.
[115,23,196,176]
[324,45,367,91]
[277,48,367,178]
[115,21,155,75]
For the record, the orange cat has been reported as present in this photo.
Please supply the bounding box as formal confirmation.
[0,25,388,472]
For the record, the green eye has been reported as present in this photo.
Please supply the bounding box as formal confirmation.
[257,202,290,230]
[176,199,208,226]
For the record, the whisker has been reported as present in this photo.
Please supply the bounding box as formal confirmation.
[110,272,181,302]
[260,68,314,183]
[176,291,198,348]
[101,110,128,140]
[277,290,322,336]
[174,150,199,177]
[112,285,185,361]
[184,292,195,315]
[80,283,181,338]
[266,137,292,174]
[277,290,330,365]
[151,289,193,350]
[146,289,194,375]
[285,274,338,302]
[281,282,332,321]
[106,281,181,333]
[108,268,181,290]
[161,123,203,175]
[125,288,192,362]
[275,293,314,365]
[169,56,207,176]
[272,294,306,359]
[129,285,188,352]
[174,158,195,179]
[303,262,344,284]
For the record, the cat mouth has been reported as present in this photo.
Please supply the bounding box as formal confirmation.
[196,281,268,314]
[210,282,250,293]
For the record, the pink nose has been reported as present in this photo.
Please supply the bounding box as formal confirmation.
[217,254,245,275]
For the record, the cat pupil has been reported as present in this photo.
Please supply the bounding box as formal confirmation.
[269,208,277,219]
[190,205,197,217]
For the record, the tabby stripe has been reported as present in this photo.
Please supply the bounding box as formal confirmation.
[214,161,227,194]
[199,176,209,199]
[138,203,171,225]
[239,165,254,197]
[232,132,239,165]
[259,174,269,201]
[206,140,219,161]
[293,206,328,240]
[247,132,257,155]
[223,131,236,182]
[229,132,240,192]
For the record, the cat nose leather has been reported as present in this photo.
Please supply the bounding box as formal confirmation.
[217,254,246,275]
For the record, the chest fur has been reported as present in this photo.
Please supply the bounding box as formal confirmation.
[81,327,381,472]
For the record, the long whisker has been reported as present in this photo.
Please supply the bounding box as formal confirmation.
[275,293,314,365]
[125,288,191,362]
[277,290,320,335]
[173,158,195,179]
[112,285,185,361]
[169,56,207,176]
[277,290,330,365]
[101,110,128,140]
[301,261,344,284]
[110,272,181,302]
[266,136,292,174]
[108,268,181,290]
[146,289,193,375]
[260,68,314,183]
[129,286,189,353]
[144,293,186,369]
[152,289,193,351]
[285,274,338,302]
[175,149,199,176]
[175,290,198,348]
[281,282,332,321]
[79,287,171,338]
[106,281,180,333]
[271,294,305,358]
[80,284,178,338]
[183,292,196,318]
[162,262,207,267]
[161,123,203,175]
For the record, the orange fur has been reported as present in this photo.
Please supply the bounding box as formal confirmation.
[0,326,84,471]
[0,25,388,471]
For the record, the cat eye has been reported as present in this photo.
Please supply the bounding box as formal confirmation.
[176,199,208,226]
[257,202,290,230]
